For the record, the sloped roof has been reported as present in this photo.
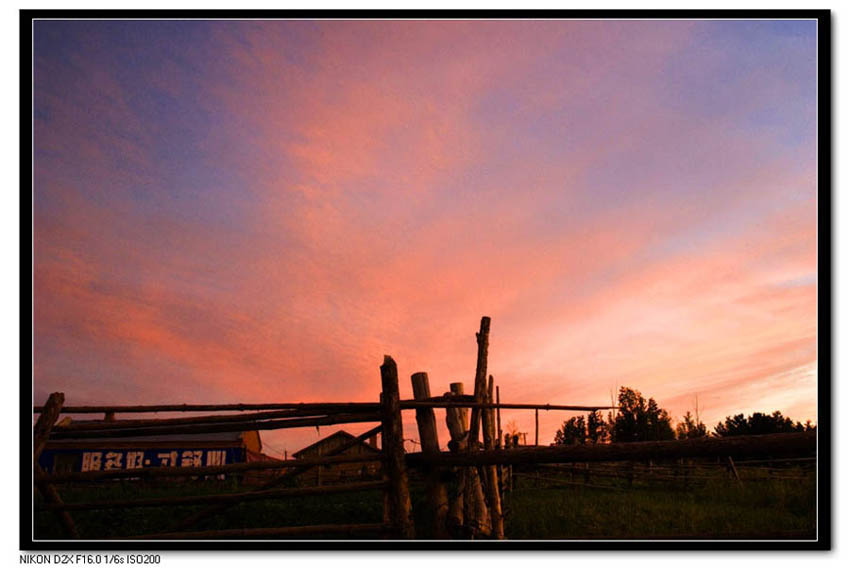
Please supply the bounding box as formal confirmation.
[292,429,380,458]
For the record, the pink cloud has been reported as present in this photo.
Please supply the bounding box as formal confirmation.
[33,21,818,454]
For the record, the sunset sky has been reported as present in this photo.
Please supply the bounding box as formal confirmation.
[33,19,818,455]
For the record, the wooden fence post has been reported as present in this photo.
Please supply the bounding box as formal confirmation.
[380,356,414,539]
[502,435,510,492]
[411,372,449,539]
[482,375,504,539]
[495,384,504,498]
[467,316,490,447]
[445,382,467,537]
[34,392,65,464]
[726,456,743,487]
[535,408,539,446]
[445,382,490,539]
[33,392,80,539]
[496,385,502,448]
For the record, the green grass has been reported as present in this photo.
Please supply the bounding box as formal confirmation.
[503,469,816,539]
[34,468,816,540]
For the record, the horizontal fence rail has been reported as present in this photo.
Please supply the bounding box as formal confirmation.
[400,401,617,412]
[405,431,816,468]
[37,399,616,415]
[125,523,392,540]
[47,413,382,440]
[512,472,625,491]
[39,480,388,512]
[50,409,347,432]
[34,402,383,414]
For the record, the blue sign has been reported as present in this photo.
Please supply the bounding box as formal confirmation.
[38,447,245,474]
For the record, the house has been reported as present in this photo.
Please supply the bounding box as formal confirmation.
[291,430,382,486]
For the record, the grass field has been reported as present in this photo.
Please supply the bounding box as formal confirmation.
[33,464,816,541]
[503,467,816,539]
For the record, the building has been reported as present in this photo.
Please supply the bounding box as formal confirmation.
[37,422,271,481]
[291,430,382,486]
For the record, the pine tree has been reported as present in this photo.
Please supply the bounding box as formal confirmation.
[554,416,587,445]
[675,411,707,439]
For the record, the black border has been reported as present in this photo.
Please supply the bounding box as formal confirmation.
[21,8,832,551]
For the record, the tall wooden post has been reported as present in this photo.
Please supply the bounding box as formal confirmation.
[496,386,502,448]
[381,393,391,535]
[33,393,80,539]
[482,375,504,538]
[445,381,490,539]
[411,372,449,539]
[467,316,490,447]
[535,408,539,446]
[495,385,504,497]
[380,356,414,539]
[445,382,467,536]
[34,393,65,464]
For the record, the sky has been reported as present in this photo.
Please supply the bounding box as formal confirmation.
[32,19,818,456]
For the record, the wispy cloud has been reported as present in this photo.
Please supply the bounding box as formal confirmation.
[33,20,818,453]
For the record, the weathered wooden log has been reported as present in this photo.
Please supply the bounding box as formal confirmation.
[35,466,80,539]
[453,383,478,537]
[380,394,391,534]
[536,463,796,484]
[444,383,467,536]
[401,401,616,411]
[127,522,391,540]
[469,465,491,538]
[170,424,383,532]
[37,450,381,484]
[535,408,539,446]
[444,382,489,538]
[495,386,502,447]
[33,393,80,539]
[41,480,388,511]
[48,412,381,439]
[495,385,504,497]
[467,316,490,447]
[411,372,449,539]
[41,399,617,414]
[551,529,816,541]
[735,456,816,465]
[35,402,382,414]
[445,383,469,446]
[406,431,817,468]
[34,392,65,463]
[380,356,414,539]
[53,408,341,433]
[482,375,504,539]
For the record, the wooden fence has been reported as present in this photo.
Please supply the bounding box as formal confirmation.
[32,316,817,541]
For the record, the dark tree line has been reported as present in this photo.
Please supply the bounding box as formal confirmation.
[713,411,815,437]
[554,387,676,445]
[553,386,814,445]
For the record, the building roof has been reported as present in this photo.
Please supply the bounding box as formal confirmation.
[292,429,380,458]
